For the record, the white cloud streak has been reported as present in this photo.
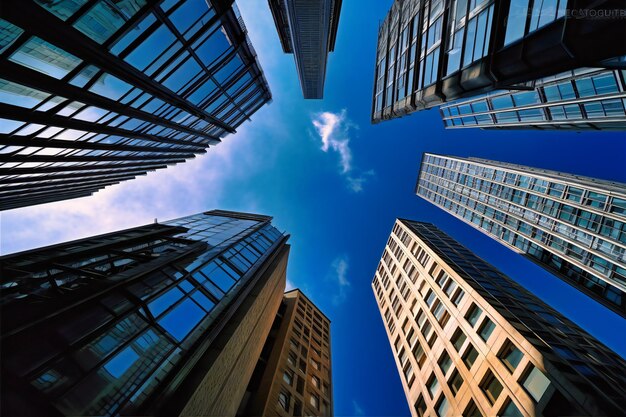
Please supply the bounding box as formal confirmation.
[311,110,373,192]
[329,255,351,305]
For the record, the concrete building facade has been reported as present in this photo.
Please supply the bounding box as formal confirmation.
[239,289,332,417]
[416,153,626,317]
[372,219,626,417]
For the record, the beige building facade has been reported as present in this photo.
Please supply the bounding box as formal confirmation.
[239,289,332,417]
[372,219,626,417]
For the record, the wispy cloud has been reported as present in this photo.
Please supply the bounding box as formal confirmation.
[311,110,374,192]
[328,255,351,305]
[285,279,296,291]
[352,400,365,416]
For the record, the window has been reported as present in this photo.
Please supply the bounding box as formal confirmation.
[478,317,496,341]
[499,341,523,372]
[310,394,320,409]
[278,391,290,411]
[414,395,427,417]
[427,373,440,398]
[465,303,482,327]
[480,370,503,405]
[521,365,551,402]
[500,399,524,417]
[435,395,450,417]
[449,369,464,395]
[462,345,479,369]
[312,375,320,388]
[438,351,452,375]
[413,342,427,368]
[464,399,484,417]
[451,328,467,352]
[283,370,294,386]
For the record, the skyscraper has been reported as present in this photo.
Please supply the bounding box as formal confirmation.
[239,289,333,417]
[372,219,626,417]
[371,0,626,123]
[268,0,342,99]
[1,210,289,417]
[0,0,271,210]
[439,68,626,130]
[416,153,626,317]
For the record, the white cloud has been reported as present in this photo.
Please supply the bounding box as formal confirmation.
[311,110,373,192]
[285,278,296,291]
[329,255,351,305]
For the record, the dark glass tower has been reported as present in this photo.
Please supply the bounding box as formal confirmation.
[268,0,342,99]
[372,219,626,417]
[371,0,626,124]
[0,0,271,210]
[0,210,290,416]
[416,153,626,317]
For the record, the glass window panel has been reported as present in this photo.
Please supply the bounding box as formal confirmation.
[10,37,82,79]
[74,0,146,44]
[500,341,524,371]
[103,346,139,378]
[522,366,551,402]
[148,287,184,317]
[504,0,530,45]
[158,297,205,341]
[125,24,176,70]
[0,18,25,54]
[89,73,133,100]
[0,79,50,108]
[163,57,201,92]
[195,27,232,67]
[501,399,524,417]
[34,0,89,21]
[111,13,157,55]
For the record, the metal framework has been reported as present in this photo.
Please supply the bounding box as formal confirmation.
[0,0,272,210]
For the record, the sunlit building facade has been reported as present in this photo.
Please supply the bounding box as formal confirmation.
[440,68,626,130]
[0,210,290,417]
[372,219,626,417]
[239,289,333,417]
[268,0,342,99]
[0,0,271,210]
[371,0,626,123]
[416,153,626,317]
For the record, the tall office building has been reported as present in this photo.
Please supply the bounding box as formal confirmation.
[268,0,342,99]
[372,219,626,417]
[239,289,333,417]
[0,0,271,210]
[439,68,626,130]
[371,0,626,123]
[0,210,290,417]
[416,153,626,318]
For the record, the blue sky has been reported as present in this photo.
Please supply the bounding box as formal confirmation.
[1,0,626,415]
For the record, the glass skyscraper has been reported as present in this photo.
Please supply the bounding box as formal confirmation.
[372,219,626,417]
[268,0,342,99]
[0,0,271,210]
[416,153,626,317]
[371,0,626,123]
[0,210,290,416]
[440,68,626,130]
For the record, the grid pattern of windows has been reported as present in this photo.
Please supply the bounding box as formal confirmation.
[371,0,624,124]
[440,69,626,130]
[0,0,271,210]
[372,219,626,417]
[417,153,626,317]
[1,211,284,416]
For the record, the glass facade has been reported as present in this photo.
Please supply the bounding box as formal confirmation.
[372,219,626,417]
[268,0,342,99]
[0,210,285,416]
[371,0,626,123]
[0,0,271,210]
[440,68,626,130]
[417,153,626,317]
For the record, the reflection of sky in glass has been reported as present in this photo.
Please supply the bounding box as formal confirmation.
[104,346,139,378]
[159,298,205,341]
